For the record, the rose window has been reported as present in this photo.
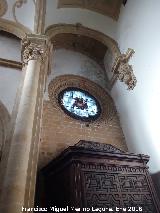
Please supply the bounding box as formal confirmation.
[58,88,101,121]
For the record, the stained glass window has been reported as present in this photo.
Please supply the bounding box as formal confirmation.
[58,88,101,121]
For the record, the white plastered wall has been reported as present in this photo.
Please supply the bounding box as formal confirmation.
[112,0,160,173]
[2,0,35,31]
[0,67,22,114]
[45,49,108,99]
[0,33,21,61]
[0,33,22,114]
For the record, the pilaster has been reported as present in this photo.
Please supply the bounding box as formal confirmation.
[0,34,51,213]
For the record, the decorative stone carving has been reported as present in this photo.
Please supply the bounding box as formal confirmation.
[111,48,137,90]
[0,0,8,17]
[12,0,35,23]
[48,75,116,125]
[76,140,124,153]
[12,0,27,23]
[21,34,49,65]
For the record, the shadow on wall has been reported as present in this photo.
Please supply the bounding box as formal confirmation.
[0,100,10,161]
[0,100,10,197]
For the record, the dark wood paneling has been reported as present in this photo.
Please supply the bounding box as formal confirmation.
[152,172,160,201]
[38,141,160,212]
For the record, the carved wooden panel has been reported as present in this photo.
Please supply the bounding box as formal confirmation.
[81,166,156,212]
[41,141,160,212]
[76,140,125,153]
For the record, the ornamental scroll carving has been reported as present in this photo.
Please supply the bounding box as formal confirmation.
[12,0,35,23]
[21,34,49,65]
[13,0,27,23]
[111,48,137,90]
[0,0,8,17]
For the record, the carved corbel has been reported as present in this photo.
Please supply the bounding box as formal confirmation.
[21,34,49,65]
[111,48,137,90]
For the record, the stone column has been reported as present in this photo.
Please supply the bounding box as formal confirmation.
[0,34,50,213]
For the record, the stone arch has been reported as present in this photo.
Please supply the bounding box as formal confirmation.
[45,23,121,60]
[0,18,31,39]
[0,100,10,160]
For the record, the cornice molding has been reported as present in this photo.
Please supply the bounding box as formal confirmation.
[76,140,125,154]
[0,58,22,70]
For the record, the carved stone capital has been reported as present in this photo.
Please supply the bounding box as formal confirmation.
[111,48,137,90]
[21,34,50,65]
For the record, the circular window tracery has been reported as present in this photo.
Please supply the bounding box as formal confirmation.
[58,88,101,122]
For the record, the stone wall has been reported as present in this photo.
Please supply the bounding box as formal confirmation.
[38,100,127,168]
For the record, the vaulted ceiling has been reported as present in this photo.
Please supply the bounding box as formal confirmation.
[52,33,108,68]
[58,0,123,20]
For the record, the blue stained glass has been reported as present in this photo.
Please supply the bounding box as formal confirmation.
[59,88,101,121]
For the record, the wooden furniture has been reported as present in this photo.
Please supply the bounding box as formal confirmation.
[41,141,160,212]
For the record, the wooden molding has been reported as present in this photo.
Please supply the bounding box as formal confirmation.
[0,58,22,70]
